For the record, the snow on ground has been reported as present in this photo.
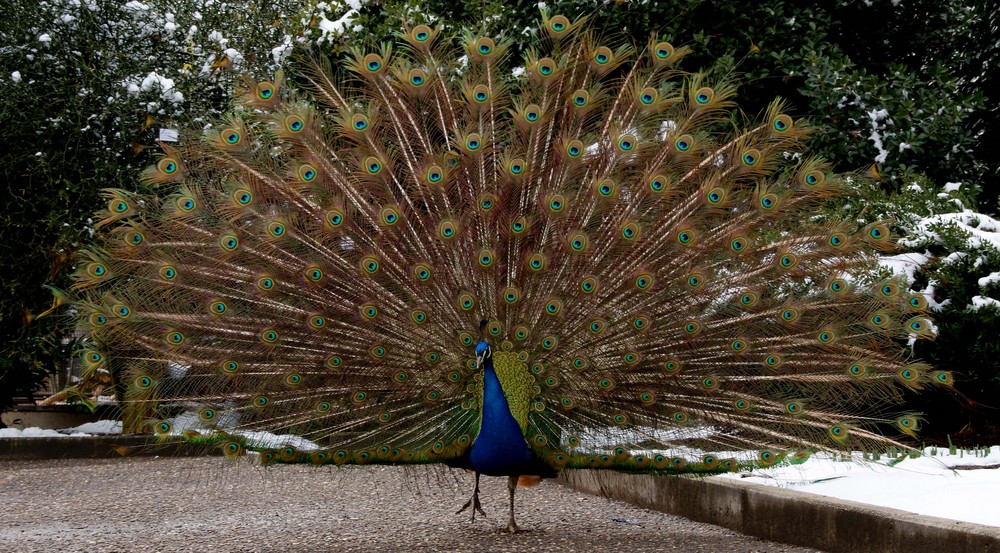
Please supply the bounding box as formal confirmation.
[718,447,1000,527]
[3,422,998,527]
[0,420,122,438]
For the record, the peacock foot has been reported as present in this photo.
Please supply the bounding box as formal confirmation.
[501,519,522,534]
[456,490,487,522]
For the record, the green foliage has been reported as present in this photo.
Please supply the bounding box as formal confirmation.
[834,175,1000,440]
[0,0,312,407]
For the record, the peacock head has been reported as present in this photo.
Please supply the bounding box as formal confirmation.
[475,340,492,368]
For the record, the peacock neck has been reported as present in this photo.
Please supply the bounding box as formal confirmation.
[467,357,534,476]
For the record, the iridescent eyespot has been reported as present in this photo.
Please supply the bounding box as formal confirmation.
[635,273,654,290]
[457,292,475,311]
[472,85,490,103]
[351,114,369,131]
[223,129,241,145]
[547,194,565,212]
[828,278,847,294]
[413,25,432,42]
[363,53,382,72]
[675,134,693,151]
[413,263,432,282]
[110,199,129,213]
[571,90,589,107]
[566,140,583,156]
[537,57,555,76]
[408,69,427,86]
[649,174,667,192]
[220,234,239,251]
[742,149,760,166]
[477,249,495,267]
[527,253,546,271]
[166,331,184,345]
[305,267,323,281]
[549,15,569,32]
[772,114,792,132]
[595,179,616,197]
[618,134,636,151]
[260,329,278,343]
[234,189,252,205]
[210,301,227,314]
[740,290,759,306]
[653,41,674,60]
[464,133,481,150]
[639,87,657,105]
[694,87,714,104]
[594,46,611,64]
[285,115,304,132]
[267,221,286,237]
[257,82,275,100]
[475,37,494,55]
[803,171,825,186]
[379,206,399,226]
[256,275,274,290]
[438,220,458,239]
[176,196,195,211]
[580,276,598,294]
[158,158,179,174]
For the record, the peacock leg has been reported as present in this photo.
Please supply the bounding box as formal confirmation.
[456,471,487,521]
[504,475,520,533]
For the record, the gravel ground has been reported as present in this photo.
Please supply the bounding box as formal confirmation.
[1,456,822,552]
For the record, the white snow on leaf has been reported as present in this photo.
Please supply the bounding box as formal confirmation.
[139,71,183,104]
[38,33,52,43]
[878,252,929,286]
[978,272,1000,287]
[867,108,891,165]
[11,71,21,83]
[944,182,962,192]
[971,296,1000,310]
[317,9,357,35]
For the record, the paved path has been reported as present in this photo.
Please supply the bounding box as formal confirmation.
[1,457,822,552]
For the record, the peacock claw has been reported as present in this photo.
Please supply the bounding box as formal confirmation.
[502,521,522,534]
[457,472,486,522]
[456,492,486,521]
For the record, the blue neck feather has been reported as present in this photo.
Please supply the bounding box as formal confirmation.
[468,355,534,476]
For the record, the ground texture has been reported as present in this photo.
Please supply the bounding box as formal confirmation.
[1,456,822,552]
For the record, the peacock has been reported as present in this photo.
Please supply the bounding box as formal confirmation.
[70,13,949,533]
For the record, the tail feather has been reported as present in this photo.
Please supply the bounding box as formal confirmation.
[73,14,942,472]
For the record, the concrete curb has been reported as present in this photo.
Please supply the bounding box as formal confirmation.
[559,469,1000,553]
